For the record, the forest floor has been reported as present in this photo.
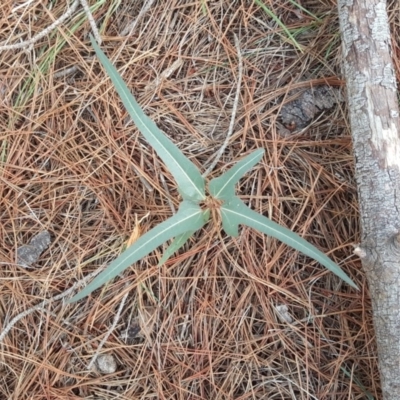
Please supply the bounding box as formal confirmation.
[1,0,399,399]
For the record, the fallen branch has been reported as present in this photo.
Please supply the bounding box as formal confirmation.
[338,0,400,397]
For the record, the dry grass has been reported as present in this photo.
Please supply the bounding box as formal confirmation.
[3,0,399,398]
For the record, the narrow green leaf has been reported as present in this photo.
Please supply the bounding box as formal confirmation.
[209,149,264,200]
[90,35,205,202]
[340,367,375,400]
[221,213,239,237]
[68,201,207,303]
[157,208,210,265]
[254,0,304,53]
[221,197,358,289]
[157,231,195,266]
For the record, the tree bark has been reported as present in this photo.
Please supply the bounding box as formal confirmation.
[338,0,400,398]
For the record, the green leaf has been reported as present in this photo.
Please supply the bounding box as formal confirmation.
[221,197,358,289]
[209,149,264,200]
[254,0,304,53]
[90,35,205,202]
[157,208,210,266]
[157,231,194,266]
[68,201,207,303]
[340,366,375,400]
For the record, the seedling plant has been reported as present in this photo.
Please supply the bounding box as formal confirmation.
[69,36,357,303]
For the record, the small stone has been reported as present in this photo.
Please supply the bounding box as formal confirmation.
[275,304,293,324]
[95,354,117,374]
[353,246,367,259]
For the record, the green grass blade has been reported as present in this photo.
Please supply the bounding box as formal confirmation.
[200,0,207,15]
[90,35,205,202]
[221,197,358,289]
[69,201,207,302]
[340,366,375,400]
[254,0,304,53]
[209,149,264,200]
[157,231,195,266]
[12,0,107,110]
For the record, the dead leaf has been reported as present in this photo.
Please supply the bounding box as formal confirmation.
[126,213,149,248]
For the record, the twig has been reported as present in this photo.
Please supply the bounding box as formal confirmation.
[202,34,243,178]
[120,0,156,36]
[0,0,80,52]
[12,0,36,13]
[0,269,101,344]
[79,0,101,45]
[1,0,101,52]
[53,65,80,79]
[87,290,129,370]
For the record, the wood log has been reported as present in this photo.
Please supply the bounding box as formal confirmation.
[337,0,400,397]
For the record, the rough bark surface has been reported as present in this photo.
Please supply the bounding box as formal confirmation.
[279,86,344,133]
[338,0,400,398]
